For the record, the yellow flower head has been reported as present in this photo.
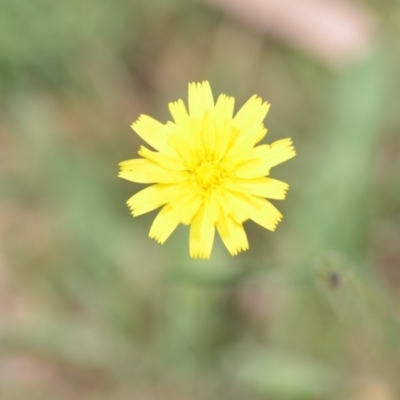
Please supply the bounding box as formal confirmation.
[119,81,295,259]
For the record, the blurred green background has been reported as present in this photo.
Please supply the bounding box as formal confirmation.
[1,0,400,398]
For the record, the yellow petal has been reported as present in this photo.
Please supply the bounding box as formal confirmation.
[189,117,206,161]
[168,99,190,130]
[127,184,182,216]
[221,145,255,171]
[219,189,283,231]
[166,122,197,168]
[262,138,296,169]
[189,194,219,259]
[233,95,270,136]
[235,124,268,148]
[247,196,283,231]
[119,159,187,184]
[218,189,255,223]
[179,192,203,225]
[216,213,249,256]
[212,94,236,160]
[149,184,203,244]
[231,159,267,179]
[232,139,296,178]
[131,115,171,153]
[138,146,188,170]
[149,204,181,244]
[214,94,234,131]
[224,177,289,200]
[188,81,214,118]
[214,122,240,160]
[201,111,217,159]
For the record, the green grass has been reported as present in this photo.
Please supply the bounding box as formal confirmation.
[1,0,400,398]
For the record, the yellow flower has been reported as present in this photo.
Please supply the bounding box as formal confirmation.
[119,81,295,259]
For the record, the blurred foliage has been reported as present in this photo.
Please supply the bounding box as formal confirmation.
[1,0,400,399]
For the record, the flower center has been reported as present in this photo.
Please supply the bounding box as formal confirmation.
[194,161,223,189]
